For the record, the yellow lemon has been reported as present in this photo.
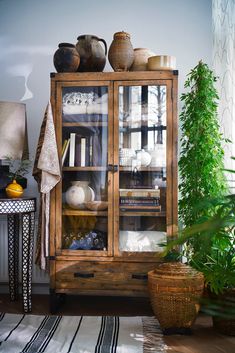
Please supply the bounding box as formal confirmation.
[6,180,23,198]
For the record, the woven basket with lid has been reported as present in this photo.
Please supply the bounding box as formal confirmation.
[148,262,204,332]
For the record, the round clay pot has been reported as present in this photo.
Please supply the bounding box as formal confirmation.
[130,48,156,71]
[76,34,107,72]
[53,43,80,73]
[65,181,95,209]
[108,31,134,72]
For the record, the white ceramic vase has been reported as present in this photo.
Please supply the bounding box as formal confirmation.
[137,149,152,167]
[65,181,95,209]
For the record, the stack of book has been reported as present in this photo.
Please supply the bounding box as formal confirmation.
[119,188,161,212]
[62,133,102,167]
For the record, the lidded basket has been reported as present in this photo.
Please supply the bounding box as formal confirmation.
[108,31,134,72]
[148,262,204,334]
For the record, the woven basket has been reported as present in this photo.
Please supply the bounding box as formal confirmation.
[212,288,235,336]
[148,262,204,332]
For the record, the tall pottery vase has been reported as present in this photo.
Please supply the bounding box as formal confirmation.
[108,31,134,72]
[148,262,204,335]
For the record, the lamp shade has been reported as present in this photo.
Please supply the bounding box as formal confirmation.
[0,101,29,160]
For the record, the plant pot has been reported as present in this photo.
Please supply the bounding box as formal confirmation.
[148,262,204,334]
[209,288,235,336]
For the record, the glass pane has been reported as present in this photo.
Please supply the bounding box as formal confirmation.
[119,85,167,252]
[61,86,108,251]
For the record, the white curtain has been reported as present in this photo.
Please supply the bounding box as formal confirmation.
[212,0,235,187]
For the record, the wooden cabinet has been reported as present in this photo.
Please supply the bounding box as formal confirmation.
[49,71,178,310]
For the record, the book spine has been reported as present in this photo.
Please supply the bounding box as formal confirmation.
[74,135,81,167]
[81,137,86,167]
[62,138,70,166]
[85,136,90,166]
[92,134,101,166]
[69,133,76,167]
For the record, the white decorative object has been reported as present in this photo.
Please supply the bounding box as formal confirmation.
[63,92,108,115]
[119,148,136,166]
[136,149,152,167]
[119,231,166,252]
[65,181,95,209]
[149,144,166,167]
[148,55,176,71]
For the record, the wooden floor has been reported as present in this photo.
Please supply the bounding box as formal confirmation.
[0,293,234,353]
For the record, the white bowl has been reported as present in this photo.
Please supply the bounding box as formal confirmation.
[148,55,176,71]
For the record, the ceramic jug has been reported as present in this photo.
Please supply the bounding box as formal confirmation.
[76,35,107,72]
[108,31,134,72]
[53,43,80,72]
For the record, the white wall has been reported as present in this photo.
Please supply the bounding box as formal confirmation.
[0,0,211,286]
[0,0,212,195]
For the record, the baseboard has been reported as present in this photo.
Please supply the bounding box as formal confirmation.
[0,282,49,295]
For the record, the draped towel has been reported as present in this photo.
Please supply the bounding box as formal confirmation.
[33,102,61,270]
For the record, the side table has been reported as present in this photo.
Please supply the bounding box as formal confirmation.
[0,197,36,312]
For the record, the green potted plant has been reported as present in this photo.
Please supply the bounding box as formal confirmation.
[171,60,235,334]
[151,61,234,335]
[178,61,228,262]
[4,157,31,198]
[164,187,235,335]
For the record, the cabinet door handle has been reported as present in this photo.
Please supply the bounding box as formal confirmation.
[132,274,148,280]
[74,272,94,278]
[113,165,118,173]
[108,164,119,172]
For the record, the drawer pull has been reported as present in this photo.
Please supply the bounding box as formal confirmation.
[132,274,148,280]
[74,272,94,278]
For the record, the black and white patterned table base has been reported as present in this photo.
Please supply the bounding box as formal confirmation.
[0,198,36,313]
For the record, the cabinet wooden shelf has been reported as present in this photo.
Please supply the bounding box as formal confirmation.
[62,166,107,171]
[63,122,108,127]
[119,211,166,217]
[119,166,164,172]
[50,71,178,312]
[63,209,108,217]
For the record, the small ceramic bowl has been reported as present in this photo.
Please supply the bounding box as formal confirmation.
[148,55,176,71]
[85,201,108,211]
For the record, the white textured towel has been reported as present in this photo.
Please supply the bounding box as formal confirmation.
[33,102,61,270]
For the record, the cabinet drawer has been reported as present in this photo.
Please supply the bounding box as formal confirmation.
[55,261,157,294]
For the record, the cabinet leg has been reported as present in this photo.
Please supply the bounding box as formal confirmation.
[50,290,66,314]
[7,214,19,301]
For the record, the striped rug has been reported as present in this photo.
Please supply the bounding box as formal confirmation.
[0,313,166,353]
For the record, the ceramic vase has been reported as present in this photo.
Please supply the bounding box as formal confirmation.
[137,149,152,167]
[108,31,134,72]
[130,48,156,71]
[5,179,23,198]
[65,181,95,209]
[76,34,107,72]
[53,43,80,72]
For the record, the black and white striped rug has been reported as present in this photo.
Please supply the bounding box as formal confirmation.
[0,313,166,353]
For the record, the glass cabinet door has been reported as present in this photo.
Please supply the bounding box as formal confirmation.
[115,83,170,254]
[58,83,112,255]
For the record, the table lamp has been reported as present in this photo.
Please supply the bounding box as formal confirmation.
[0,101,29,195]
